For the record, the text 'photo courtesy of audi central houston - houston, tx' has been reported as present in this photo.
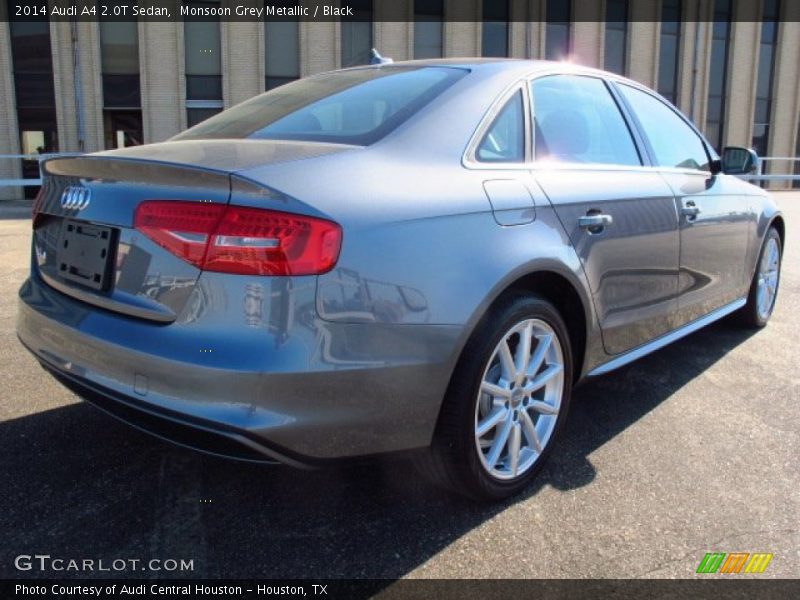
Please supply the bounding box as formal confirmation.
[17,59,783,500]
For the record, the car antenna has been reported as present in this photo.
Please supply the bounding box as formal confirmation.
[370,48,394,65]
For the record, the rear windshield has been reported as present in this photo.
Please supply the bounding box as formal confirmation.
[173,66,467,146]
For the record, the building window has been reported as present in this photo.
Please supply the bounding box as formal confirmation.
[8,3,58,197]
[752,0,780,158]
[103,112,143,149]
[99,19,142,148]
[414,0,443,59]
[545,0,571,60]
[341,0,373,68]
[706,0,732,151]
[184,0,223,126]
[657,0,681,105]
[604,0,628,75]
[482,0,509,57]
[99,20,140,108]
[265,19,300,90]
[187,108,223,128]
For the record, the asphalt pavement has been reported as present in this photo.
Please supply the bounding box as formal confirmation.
[0,193,797,580]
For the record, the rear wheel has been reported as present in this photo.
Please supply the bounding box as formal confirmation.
[419,294,573,501]
[738,227,782,328]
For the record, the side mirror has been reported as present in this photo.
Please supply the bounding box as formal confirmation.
[721,146,759,175]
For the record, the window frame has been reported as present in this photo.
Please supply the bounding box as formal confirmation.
[463,67,718,175]
[481,0,511,58]
[264,19,300,91]
[464,81,533,168]
[611,80,717,175]
[603,0,630,75]
[413,0,444,59]
[475,89,527,164]
[464,70,648,171]
[530,73,644,168]
[656,0,682,106]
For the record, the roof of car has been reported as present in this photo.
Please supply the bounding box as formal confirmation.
[341,58,629,85]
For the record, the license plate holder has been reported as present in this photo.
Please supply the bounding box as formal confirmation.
[56,220,115,291]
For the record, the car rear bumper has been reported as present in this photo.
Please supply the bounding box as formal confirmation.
[17,271,461,463]
[33,354,295,465]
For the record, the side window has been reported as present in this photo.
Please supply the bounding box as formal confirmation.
[618,84,711,171]
[531,75,641,166]
[476,90,525,163]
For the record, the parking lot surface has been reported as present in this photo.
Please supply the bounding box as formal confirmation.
[0,194,797,579]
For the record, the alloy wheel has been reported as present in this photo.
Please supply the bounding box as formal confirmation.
[756,237,780,320]
[474,318,565,480]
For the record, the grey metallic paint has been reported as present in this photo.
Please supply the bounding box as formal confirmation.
[17,60,783,464]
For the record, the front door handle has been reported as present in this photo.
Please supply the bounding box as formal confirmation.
[681,202,701,219]
[578,213,613,233]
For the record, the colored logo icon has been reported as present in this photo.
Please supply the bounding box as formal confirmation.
[696,552,773,574]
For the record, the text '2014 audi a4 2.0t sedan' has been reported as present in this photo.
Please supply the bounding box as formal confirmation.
[18,59,784,500]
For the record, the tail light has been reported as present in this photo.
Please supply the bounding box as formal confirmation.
[134,201,342,276]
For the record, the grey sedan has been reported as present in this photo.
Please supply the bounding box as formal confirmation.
[17,59,784,500]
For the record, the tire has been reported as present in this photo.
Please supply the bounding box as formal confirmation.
[418,293,573,501]
[737,227,782,329]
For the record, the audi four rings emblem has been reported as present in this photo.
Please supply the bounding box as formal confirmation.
[60,186,91,211]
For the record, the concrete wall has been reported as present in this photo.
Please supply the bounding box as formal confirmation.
[139,22,183,142]
[572,0,603,69]
[766,4,800,188]
[0,18,21,201]
[726,1,761,148]
[445,0,480,57]
[223,19,263,106]
[375,1,412,61]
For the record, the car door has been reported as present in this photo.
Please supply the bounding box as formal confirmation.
[615,83,751,326]
[530,74,681,356]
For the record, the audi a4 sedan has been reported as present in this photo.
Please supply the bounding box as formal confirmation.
[18,59,783,500]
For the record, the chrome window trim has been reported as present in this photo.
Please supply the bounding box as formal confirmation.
[528,71,646,170]
[462,81,531,170]
[463,66,714,178]
[611,79,716,175]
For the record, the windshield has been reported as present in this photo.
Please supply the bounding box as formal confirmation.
[173,66,467,146]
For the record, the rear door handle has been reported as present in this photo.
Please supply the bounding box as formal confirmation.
[578,214,613,231]
[681,202,701,218]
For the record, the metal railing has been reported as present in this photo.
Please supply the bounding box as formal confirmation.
[0,153,82,187]
[0,154,45,187]
[741,156,800,182]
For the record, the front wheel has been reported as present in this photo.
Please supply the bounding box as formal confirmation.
[418,294,573,501]
[738,227,782,328]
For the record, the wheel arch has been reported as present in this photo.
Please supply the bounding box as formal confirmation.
[502,271,588,385]
[449,266,594,389]
[769,215,785,250]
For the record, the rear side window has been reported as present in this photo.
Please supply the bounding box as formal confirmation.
[476,90,525,163]
[618,84,711,171]
[531,75,641,167]
[173,66,466,146]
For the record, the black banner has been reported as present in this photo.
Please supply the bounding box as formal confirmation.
[3,579,800,600]
[2,0,799,23]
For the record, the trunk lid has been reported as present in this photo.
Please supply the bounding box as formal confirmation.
[34,141,352,322]
[35,156,231,322]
